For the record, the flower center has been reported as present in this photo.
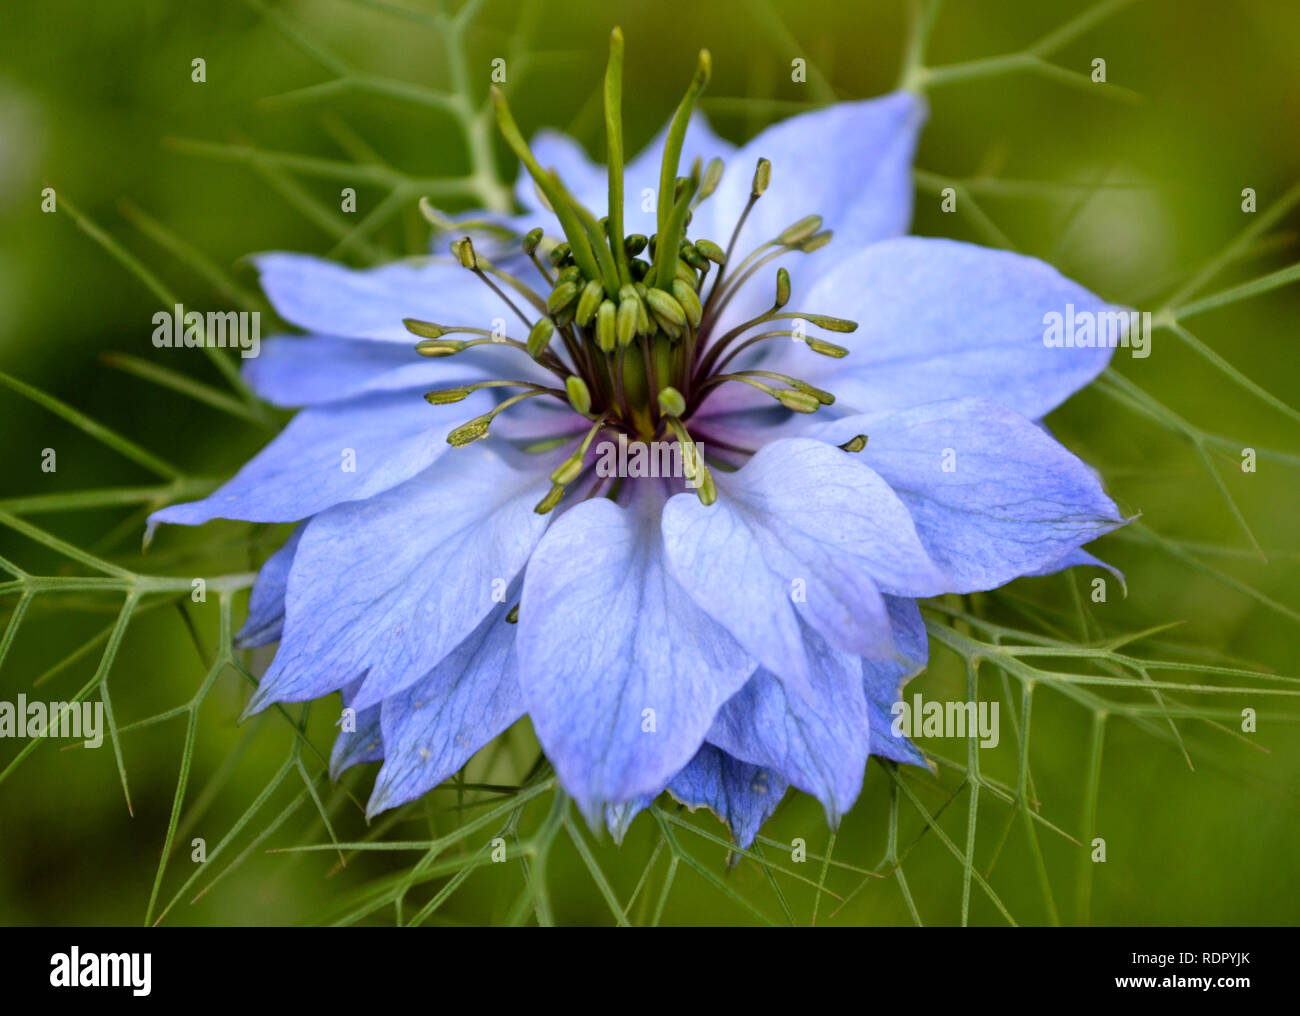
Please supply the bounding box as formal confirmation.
[406,29,857,512]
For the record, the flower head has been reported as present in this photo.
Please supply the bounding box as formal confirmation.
[148,31,1126,845]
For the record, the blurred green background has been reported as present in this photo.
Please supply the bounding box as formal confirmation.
[1,0,1298,925]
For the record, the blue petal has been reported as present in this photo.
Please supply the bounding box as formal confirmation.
[146,390,491,535]
[1025,546,1126,595]
[709,91,923,259]
[245,445,551,714]
[707,620,869,825]
[605,798,653,845]
[667,743,788,849]
[254,253,512,343]
[661,438,947,695]
[330,678,385,779]
[367,603,524,817]
[775,237,1123,419]
[704,92,926,337]
[243,336,493,408]
[865,597,929,767]
[807,399,1127,592]
[234,524,304,649]
[517,485,755,823]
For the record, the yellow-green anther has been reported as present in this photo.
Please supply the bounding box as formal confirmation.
[801,313,857,332]
[778,214,823,246]
[658,386,686,417]
[551,452,586,486]
[675,258,697,285]
[695,465,717,506]
[415,338,467,357]
[838,434,869,453]
[751,157,771,197]
[597,299,618,352]
[523,228,543,254]
[404,318,446,338]
[775,267,791,308]
[452,236,478,269]
[616,295,639,347]
[694,238,726,264]
[576,278,604,326]
[632,283,653,335]
[657,49,712,236]
[566,375,592,415]
[425,386,471,405]
[790,380,835,405]
[556,265,582,286]
[775,389,821,413]
[547,280,580,314]
[672,279,703,327]
[534,483,566,515]
[645,288,686,330]
[527,317,554,359]
[548,242,572,267]
[680,245,709,272]
[506,604,520,623]
[801,231,832,253]
[807,336,849,358]
[624,234,648,257]
[448,416,492,446]
[696,157,724,204]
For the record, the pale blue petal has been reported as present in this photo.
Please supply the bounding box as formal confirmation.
[234,524,304,649]
[255,253,512,343]
[703,92,925,337]
[807,399,1126,592]
[245,445,551,714]
[243,336,492,408]
[661,438,947,694]
[865,597,928,767]
[707,621,869,825]
[147,390,490,535]
[667,743,788,849]
[709,91,923,258]
[517,485,755,823]
[330,678,384,779]
[1024,547,1127,595]
[367,603,524,817]
[605,798,653,845]
[776,237,1122,419]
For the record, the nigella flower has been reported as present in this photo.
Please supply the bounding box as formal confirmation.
[148,31,1126,846]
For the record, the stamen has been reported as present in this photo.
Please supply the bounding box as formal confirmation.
[550,414,609,485]
[664,416,716,505]
[447,389,558,447]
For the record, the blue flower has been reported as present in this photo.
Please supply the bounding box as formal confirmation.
[148,37,1127,847]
